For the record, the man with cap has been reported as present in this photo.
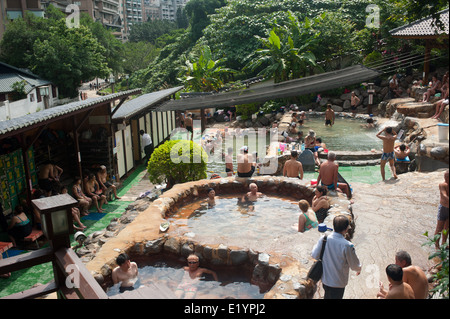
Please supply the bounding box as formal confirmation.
[237,146,255,177]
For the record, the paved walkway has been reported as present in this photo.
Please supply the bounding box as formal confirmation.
[339,170,443,299]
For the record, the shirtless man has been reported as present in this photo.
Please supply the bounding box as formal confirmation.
[96,165,121,201]
[225,147,234,176]
[206,188,216,208]
[112,253,138,292]
[317,151,351,199]
[394,144,410,161]
[243,183,263,202]
[325,104,335,127]
[84,173,106,213]
[38,161,59,195]
[184,113,193,140]
[377,264,415,299]
[175,254,218,299]
[394,250,429,299]
[434,169,449,249]
[350,92,360,116]
[283,151,304,179]
[376,126,398,181]
[237,146,255,177]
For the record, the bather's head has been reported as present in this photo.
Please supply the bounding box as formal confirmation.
[249,183,258,193]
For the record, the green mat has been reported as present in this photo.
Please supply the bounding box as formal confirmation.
[0,165,147,298]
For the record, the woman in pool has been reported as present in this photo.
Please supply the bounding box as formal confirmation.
[312,185,330,223]
[298,200,318,232]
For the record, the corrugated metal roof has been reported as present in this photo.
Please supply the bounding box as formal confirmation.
[0,61,53,94]
[390,8,449,38]
[0,89,141,137]
[156,65,380,111]
[0,73,52,94]
[112,86,183,120]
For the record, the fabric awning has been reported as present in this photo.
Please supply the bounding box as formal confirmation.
[155,65,381,111]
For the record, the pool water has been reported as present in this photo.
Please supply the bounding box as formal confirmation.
[106,255,265,299]
[169,118,383,184]
[297,116,381,151]
[169,196,300,242]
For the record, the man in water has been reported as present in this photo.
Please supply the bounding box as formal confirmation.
[112,253,139,292]
[243,183,263,202]
[206,188,217,208]
[175,254,218,299]
[376,126,398,181]
[225,147,234,176]
[317,151,352,199]
[237,146,255,177]
[283,151,304,179]
[325,104,335,127]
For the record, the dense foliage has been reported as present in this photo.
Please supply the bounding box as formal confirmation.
[133,0,449,92]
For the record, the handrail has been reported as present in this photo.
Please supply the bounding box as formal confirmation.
[0,246,108,299]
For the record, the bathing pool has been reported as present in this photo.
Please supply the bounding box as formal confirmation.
[106,254,265,299]
[168,195,301,244]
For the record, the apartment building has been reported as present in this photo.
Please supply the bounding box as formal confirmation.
[159,0,187,21]
[0,0,45,38]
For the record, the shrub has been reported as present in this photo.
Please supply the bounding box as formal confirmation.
[423,230,449,299]
[236,103,259,120]
[147,139,208,189]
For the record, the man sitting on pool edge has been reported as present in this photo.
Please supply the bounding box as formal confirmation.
[317,151,352,200]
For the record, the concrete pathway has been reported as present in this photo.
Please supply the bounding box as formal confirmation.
[341,169,444,299]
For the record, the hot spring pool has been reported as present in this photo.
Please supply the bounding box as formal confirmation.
[168,195,301,243]
[106,254,265,299]
[299,117,381,151]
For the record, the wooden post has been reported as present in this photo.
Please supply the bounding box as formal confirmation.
[423,39,431,84]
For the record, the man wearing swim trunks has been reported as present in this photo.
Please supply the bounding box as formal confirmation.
[376,126,398,181]
[317,151,352,199]
[237,146,255,177]
[325,104,335,127]
[434,169,449,249]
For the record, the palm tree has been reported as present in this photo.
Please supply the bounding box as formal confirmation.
[178,44,234,92]
[245,12,321,83]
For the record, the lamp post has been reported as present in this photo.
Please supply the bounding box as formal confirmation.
[32,194,78,250]
[367,82,375,115]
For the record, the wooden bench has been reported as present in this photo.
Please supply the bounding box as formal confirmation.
[24,229,44,249]
[0,241,13,258]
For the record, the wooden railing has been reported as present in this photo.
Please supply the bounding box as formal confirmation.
[0,247,108,299]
